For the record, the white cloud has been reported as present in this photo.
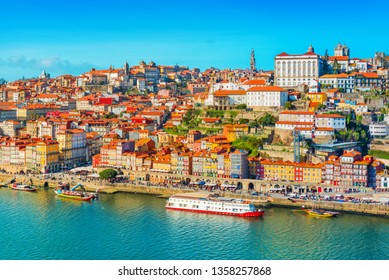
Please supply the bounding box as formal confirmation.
[0,56,96,76]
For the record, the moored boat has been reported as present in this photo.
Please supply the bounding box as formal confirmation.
[9,183,37,192]
[54,189,95,201]
[54,183,98,201]
[165,193,264,217]
[303,208,340,218]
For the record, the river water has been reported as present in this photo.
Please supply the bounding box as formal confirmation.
[1,188,388,260]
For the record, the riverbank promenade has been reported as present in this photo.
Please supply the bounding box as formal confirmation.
[2,172,389,218]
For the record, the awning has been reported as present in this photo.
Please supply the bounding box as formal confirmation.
[221,184,236,188]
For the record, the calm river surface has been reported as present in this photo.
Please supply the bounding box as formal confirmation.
[1,188,388,260]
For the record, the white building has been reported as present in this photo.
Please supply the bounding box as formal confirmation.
[328,44,371,73]
[213,90,247,107]
[241,79,267,90]
[328,56,349,72]
[369,123,389,138]
[0,120,21,137]
[308,79,321,93]
[246,86,288,108]
[319,73,355,93]
[294,127,334,139]
[278,111,315,123]
[380,175,389,188]
[275,121,314,131]
[274,45,324,87]
[314,127,335,137]
[315,114,346,130]
[334,43,350,57]
[210,81,240,93]
[349,58,368,72]
[354,103,368,114]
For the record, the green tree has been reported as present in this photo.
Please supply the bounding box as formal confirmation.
[332,59,341,74]
[103,112,117,119]
[29,112,43,120]
[360,130,367,140]
[235,104,247,109]
[323,49,330,74]
[317,103,326,110]
[232,135,263,156]
[99,169,118,180]
[239,118,250,124]
[352,131,360,141]
[346,114,352,125]
[248,119,260,128]
[0,78,7,85]
[258,113,276,126]
[183,109,202,124]
[165,126,178,135]
[284,101,294,110]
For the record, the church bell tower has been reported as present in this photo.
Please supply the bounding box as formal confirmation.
[250,49,256,71]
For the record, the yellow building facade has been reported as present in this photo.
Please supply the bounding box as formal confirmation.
[307,92,327,104]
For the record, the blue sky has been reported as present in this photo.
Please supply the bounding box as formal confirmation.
[1,0,388,80]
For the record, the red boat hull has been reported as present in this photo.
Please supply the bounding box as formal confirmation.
[166,206,264,217]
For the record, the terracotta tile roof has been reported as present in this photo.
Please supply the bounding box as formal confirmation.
[328,56,349,61]
[242,79,266,86]
[202,117,221,123]
[316,127,334,131]
[342,150,361,157]
[316,114,345,118]
[279,111,315,115]
[213,90,246,96]
[247,86,286,92]
[276,121,314,125]
[320,73,349,79]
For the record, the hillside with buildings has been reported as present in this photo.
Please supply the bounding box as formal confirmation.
[1,43,389,191]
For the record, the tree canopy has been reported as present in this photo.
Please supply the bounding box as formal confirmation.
[332,59,341,74]
[258,113,276,126]
[235,104,247,109]
[284,102,294,110]
[99,169,118,180]
[232,135,263,157]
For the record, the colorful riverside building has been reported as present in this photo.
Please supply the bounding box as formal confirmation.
[170,151,193,176]
[258,159,323,183]
[25,138,60,173]
[100,140,135,168]
[248,157,264,180]
[57,129,87,169]
[322,150,384,188]
[230,150,248,179]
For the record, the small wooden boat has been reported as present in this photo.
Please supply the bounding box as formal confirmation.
[54,183,98,201]
[304,208,340,218]
[54,189,95,201]
[10,184,37,192]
